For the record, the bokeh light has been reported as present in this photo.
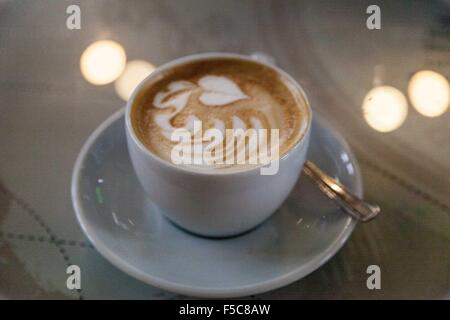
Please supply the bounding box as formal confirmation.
[408,70,449,117]
[362,86,408,132]
[114,60,155,101]
[80,40,126,85]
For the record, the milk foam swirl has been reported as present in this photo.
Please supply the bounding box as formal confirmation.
[153,76,258,138]
[151,76,279,168]
[131,57,306,172]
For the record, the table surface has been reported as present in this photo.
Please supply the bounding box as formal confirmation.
[1,0,449,299]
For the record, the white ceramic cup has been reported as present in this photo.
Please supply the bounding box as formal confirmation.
[125,53,312,237]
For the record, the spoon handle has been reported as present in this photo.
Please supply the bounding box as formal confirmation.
[302,161,380,222]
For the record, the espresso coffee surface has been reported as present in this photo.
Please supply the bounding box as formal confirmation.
[131,57,308,171]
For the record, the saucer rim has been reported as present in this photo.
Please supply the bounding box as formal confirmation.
[71,108,361,298]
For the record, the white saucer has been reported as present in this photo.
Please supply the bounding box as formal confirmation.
[71,109,361,298]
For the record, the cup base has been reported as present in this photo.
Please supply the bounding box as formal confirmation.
[159,208,275,239]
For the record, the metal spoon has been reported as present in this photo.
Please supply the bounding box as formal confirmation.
[302,161,380,222]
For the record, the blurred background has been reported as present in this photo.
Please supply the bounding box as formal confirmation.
[0,0,449,299]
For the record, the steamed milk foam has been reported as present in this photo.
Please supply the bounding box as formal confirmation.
[131,57,308,172]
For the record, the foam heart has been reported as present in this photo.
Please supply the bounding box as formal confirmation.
[198,76,248,106]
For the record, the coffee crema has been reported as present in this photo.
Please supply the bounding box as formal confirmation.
[131,57,308,171]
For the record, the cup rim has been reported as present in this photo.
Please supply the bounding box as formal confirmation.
[125,52,313,176]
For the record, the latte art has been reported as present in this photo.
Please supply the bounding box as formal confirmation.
[153,76,267,139]
[131,57,308,172]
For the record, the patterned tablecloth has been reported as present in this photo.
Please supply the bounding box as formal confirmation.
[1,0,449,299]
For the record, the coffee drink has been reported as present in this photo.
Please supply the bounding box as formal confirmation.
[131,57,309,171]
[126,53,312,236]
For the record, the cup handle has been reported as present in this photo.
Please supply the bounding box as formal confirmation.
[249,52,276,66]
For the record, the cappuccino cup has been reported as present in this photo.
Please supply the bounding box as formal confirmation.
[125,52,312,237]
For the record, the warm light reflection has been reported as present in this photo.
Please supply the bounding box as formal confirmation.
[114,60,155,101]
[80,40,126,85]
[362,86,408,132]
[408,70,449,117]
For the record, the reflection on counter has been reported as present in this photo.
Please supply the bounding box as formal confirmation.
[362,86,408,133]
[80,40,126,85]
[408,70,449,118]
[114,60,155,101]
